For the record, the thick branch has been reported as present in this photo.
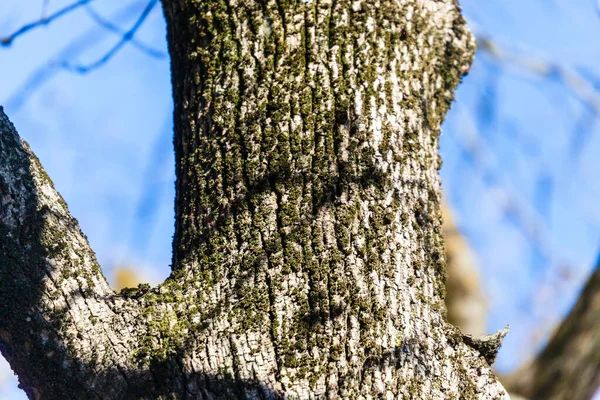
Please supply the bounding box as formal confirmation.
[161,0,508,397]
[0,107,228,399]
[0,108,130,397]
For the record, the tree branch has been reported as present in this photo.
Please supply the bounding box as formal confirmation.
[83,4,166,59]
[0,107,141,397]
[0,0,95,46]
[505,256,600,399]
[61,0,159,74]
[0,106,283,398]
[477,35,600,115]
[4,2,161,113]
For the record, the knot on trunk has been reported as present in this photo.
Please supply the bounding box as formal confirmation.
[462,325,509,365]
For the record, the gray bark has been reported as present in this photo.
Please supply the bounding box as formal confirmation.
[0,0,509,398]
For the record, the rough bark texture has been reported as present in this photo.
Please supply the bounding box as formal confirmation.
[505,259,600,400]
[0,0,509,398]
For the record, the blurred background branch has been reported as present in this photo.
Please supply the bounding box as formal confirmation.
[1,0,95,46]
[61,0,159,73]
[82,3,165,58]
[477,35,600,116]
[504,255,600,400]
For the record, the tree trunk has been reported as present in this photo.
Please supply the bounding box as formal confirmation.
[0,0,509,398]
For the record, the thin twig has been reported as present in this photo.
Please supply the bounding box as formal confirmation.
[41,0,51,20]
[83,4,165,59]
[1,0,95,46]
[61,0,159,74]
[4,2,152,112]
[477,35,600,115]
[450,98,570,277]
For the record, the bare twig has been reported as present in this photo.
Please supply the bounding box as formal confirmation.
[83,4,165,59]
[476,33,600,196]
[4,2,155,112]
[451,99,567,273]
[477,35,600,115]
[1,0,95,46]
[61,0,159,74]
[41,0,51,20]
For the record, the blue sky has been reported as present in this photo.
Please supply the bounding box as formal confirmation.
[1,0,600,397]
[447,0,600,373]
[0,1,173,396]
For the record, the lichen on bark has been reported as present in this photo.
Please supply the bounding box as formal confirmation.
[0,0,509,398]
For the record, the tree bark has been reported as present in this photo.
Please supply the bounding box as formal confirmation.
[0,0,509,398]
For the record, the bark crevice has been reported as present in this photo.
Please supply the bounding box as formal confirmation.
[0,0,510,398]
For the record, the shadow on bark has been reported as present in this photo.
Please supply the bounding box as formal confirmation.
[0,110,283,399]
[173,125,423,271]
[0,106,440,399]
[100,363,283,399]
